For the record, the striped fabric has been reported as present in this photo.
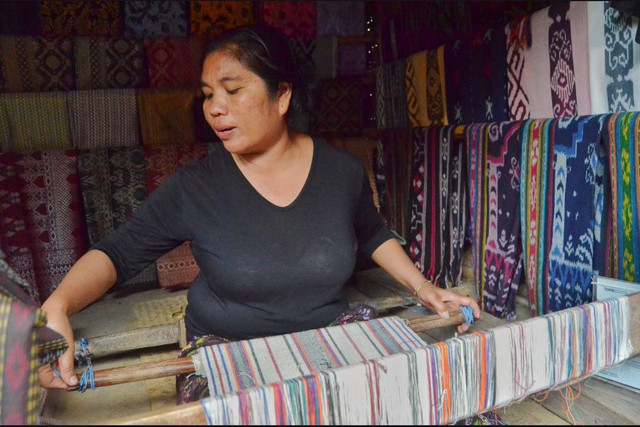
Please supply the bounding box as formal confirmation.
[66,89,139,148]
[405,47,448,127]
[137,89,196,146]
[192,316,426,397]
[123,1,188,38]
[605,112,640,282]
[0,92,71,152]
[41,0,121,37]
[375,59,409,130]
[0,36,76,93]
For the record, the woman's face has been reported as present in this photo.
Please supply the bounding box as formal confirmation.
[201,49,291,155]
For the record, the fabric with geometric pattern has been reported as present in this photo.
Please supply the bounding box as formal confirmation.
[41,0,121,37]
[257,1,316,38]
[123,1,188,38]
[144,37,204,89]
[189,1,254,37]
[137,89,197,146]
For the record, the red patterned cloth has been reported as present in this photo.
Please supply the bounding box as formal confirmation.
[257,1,316,38]
[189,1,254,37]
[144,37,204,89]
[41,0,121,37]
[144,145,210,290]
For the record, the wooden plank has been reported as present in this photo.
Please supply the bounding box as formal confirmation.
[496,397,569,425]
[78,323,182,359]
[112,401,205,425]
[577,377,640,422]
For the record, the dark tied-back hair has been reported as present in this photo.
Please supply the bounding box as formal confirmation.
[202,24,314,132]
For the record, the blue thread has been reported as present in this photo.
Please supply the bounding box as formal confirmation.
[461,306,475,325]
[50,363,62,379]
[75,338,95,393]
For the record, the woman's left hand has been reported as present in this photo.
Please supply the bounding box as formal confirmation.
[415,282,481,333]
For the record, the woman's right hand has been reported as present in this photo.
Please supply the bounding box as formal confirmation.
[38,306,78,389]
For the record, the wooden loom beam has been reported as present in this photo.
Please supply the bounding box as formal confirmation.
[107,292,640,425]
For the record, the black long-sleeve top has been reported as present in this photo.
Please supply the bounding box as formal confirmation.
[93,138,394,339]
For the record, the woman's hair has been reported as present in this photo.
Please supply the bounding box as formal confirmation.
[201,24,313,132]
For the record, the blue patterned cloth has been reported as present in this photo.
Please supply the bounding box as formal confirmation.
[124,1,188,37]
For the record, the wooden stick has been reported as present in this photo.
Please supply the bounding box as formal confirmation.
[73,311,466,391]
[109,292,640,425]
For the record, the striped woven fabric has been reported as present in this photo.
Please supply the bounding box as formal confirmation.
[144,37,204,89]
[123,1,188,37]
[192,316,426,397]
[189,1,254,37]
[375,59,409,130]
[467,122,523,320]
[137,89,196,146]
[0,92,71,152]
[405,46,448,127]
[605,112,640,282]
[67,89,139,148]
[0,36,76,93]
[41,0,121,37]
[74,37,147,90]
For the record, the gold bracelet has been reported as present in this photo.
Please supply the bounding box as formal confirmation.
[413,279,429,296]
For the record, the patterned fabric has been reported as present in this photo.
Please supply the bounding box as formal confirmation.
[123,1,188,38]
[471,29,508,123]
[0,92,71,152]
[189,1,254,37]
[74,37,147,90]
[137,89,197,146]
[310,80,367,136]
[467,122,523,320]
[287,37,316,79]
[338,44,366,77]
[405,47,448,127]
[408,127,467,288]
[316,1,365,37]
[588,1,640,114]
[144,37,204,89]
[521,116,607,315]
[77,147,157,289]
[605,113,640,282]
[41,0,121,37]
[257,2,316,38]
[522,2,591,119]
[0,1,41,36]
[444,40,470,126]
[505,16,532,120]
[66,89,140,148]
[144,144,210,290]
[375,59,409,130]
[312,37,338,79]
[0,36,76,93]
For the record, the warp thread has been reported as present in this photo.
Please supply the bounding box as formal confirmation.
[50,338,95,392]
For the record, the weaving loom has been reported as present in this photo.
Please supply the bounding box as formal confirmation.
[83,292,640,425]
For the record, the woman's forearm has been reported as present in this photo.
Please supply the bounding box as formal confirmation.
[41,249,118,316]
[370,238,432,293]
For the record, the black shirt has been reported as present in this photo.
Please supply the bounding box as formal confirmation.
[93,138,394,339]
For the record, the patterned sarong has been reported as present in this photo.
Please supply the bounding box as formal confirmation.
[74,37,147,90]
[144,37,204,89]
[467,122,523,320]
[587,1,640,113]
[137,89,197,146]
[41,0,121,37]
[0,92,71,153]
[408,127,467,288]
[123,1,188,37]
[405,47,448,127]
[189,1,254,37]
[605,112,640,282]
[66,89,139,148]
[0,36,76,93]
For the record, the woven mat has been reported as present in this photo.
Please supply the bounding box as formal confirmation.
[129,294,188,329]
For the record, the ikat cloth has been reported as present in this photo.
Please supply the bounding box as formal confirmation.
[257,2,316,38]
[405,47,448,127]
[144,37,204,90]
[375,59,409,130]
[309,80,368,136]
[505,16,532,121]
[123,1,188,38]
[137,89,197,146]
[189,1,254,37]
[467,122,523,320]
[316,1,365,37]
[41,0,121,37]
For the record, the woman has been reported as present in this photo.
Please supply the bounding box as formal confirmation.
[39,25,480,398]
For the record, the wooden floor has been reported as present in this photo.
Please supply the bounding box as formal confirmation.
[40,268,640,425]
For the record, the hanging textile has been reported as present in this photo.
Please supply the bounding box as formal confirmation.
[0,92,71,152]
[405,46,448,127]
[467,122,523,320]
[522,2,591,119]
[41,0,121,37]
[444,40,470,126]
[408,127,467,287]
[137,89,196,146]
[316,1,365,37]
[66,89,139,149]
[287,37,316,80]
[144,144,210,291]
[338,44,367,77]
[375,59,409,130]
[0,36,76,93]
[144,37,204,89]
[200,296,631,425]
[606,112,640,282]
[77,147,157,289]
[257,2,316,38]
[192,316,426,397]
[505,16,532,121]
[0,1,41,36]
[0,258,68,425]
[189,1,254,37]
[520,116,607,315]
[309,80,367,136]
[312,37,338,79]
[588,1,640,114]
[471,29,508,123]
[74,37,147,90]
[123,1,188,38]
